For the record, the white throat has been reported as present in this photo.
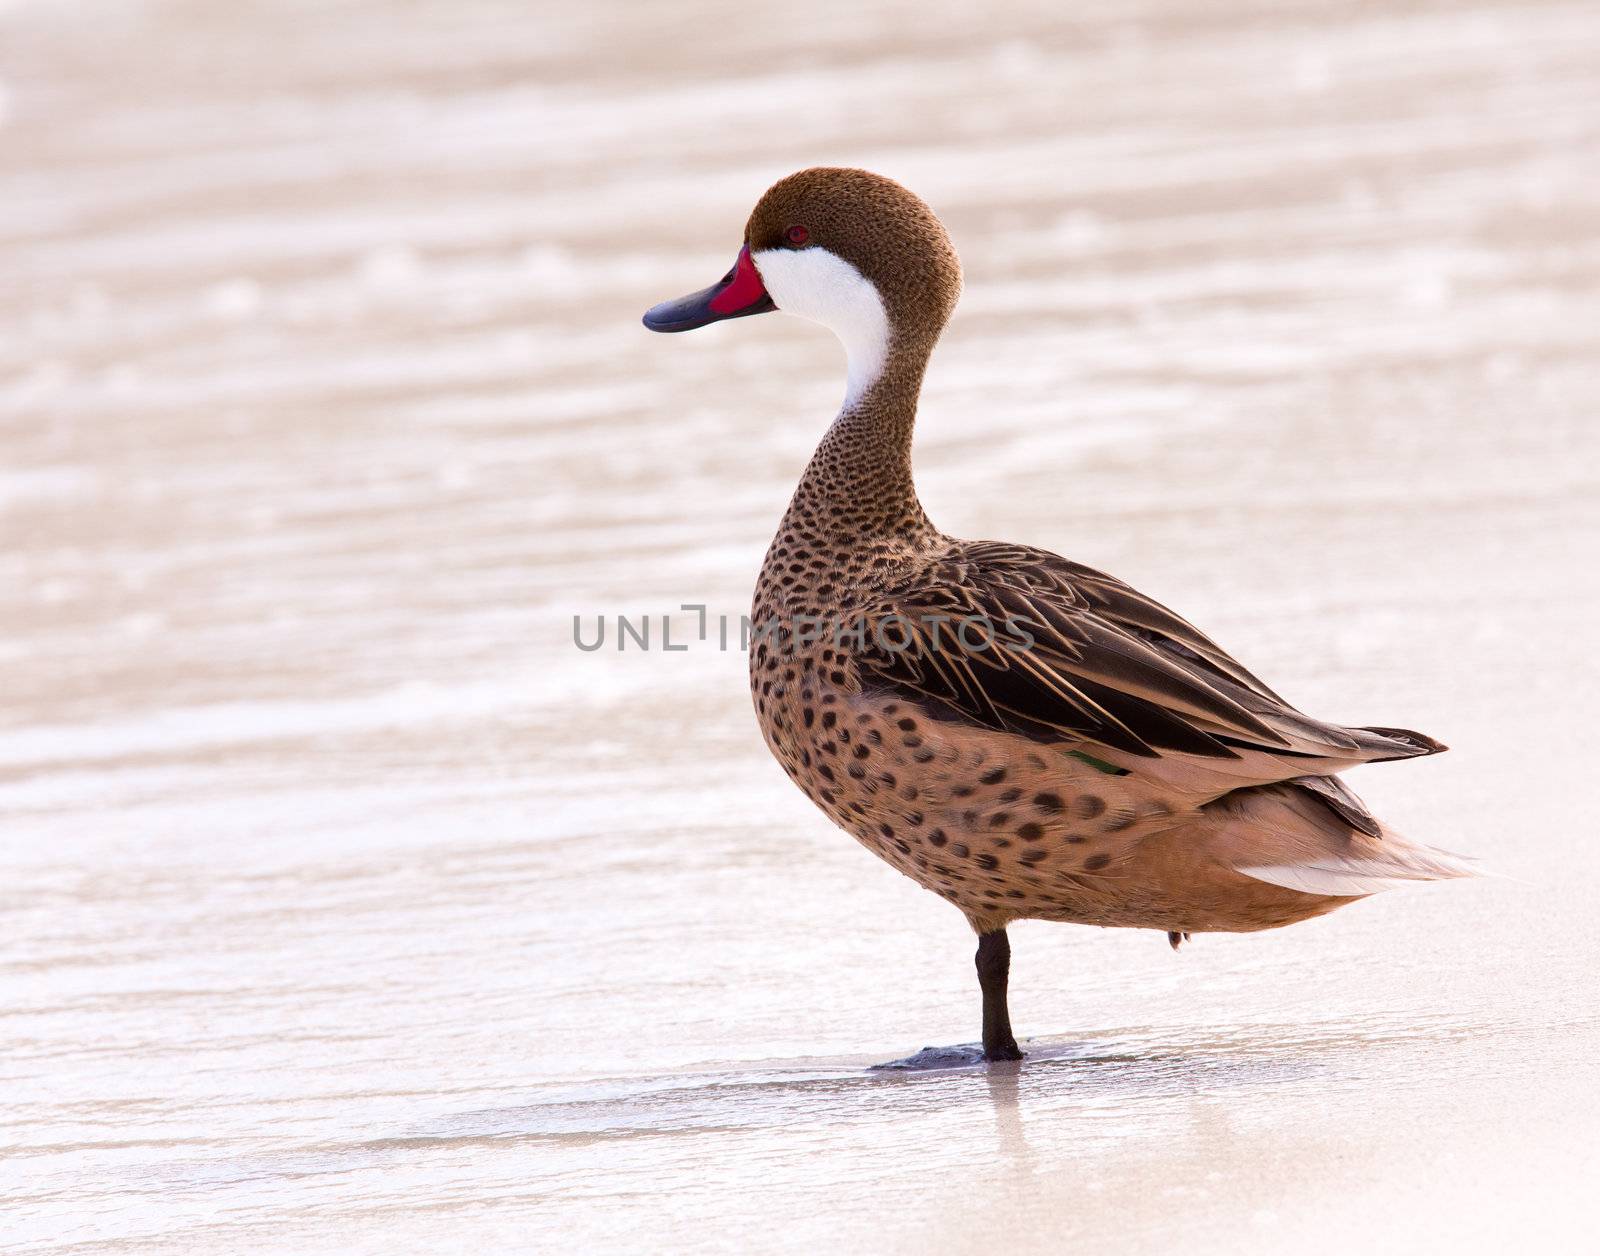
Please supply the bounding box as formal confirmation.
[751,247,890,411]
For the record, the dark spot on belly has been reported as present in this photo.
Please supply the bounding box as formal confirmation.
[896,717,917,731]
[1020,848,1047,866]
[817,765,835,782]
[1074,795,1106,819]
[951,842,970,858]
[913,749,934,763]
[1064,833,1088,844]
[989,812,1010,827]
[879,822,895,839]
[1082,853,1112,872]
[928,829,948,847]
[821,711,837,729]
[999,788,1022,804]
[979,767,1007,785]
[905,811,924,826]
[953,785,974,798]
[1032,792,1064,813]
[975,853,998,870]
[852,744,870,760]
[1016,822,1044,841]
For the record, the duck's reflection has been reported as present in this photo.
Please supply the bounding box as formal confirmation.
[983,1060,1037,1169]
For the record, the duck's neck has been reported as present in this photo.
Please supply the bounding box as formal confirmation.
[781,346,938,550]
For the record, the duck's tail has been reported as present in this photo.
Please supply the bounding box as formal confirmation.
[1213,782,1479,898]
[1237,837,1480,897]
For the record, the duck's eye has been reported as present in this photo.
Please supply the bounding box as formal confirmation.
[785,224,810,246]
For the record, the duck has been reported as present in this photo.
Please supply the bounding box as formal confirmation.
[642,167,1474,1063]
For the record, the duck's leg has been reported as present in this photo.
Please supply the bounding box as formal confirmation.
[976,929,1023,1061]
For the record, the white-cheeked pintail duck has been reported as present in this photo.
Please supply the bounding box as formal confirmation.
[643,168,1474,1062]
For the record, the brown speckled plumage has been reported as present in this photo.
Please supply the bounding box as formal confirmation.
[648,167,1474,1060]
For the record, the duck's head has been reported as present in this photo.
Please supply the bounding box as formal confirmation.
[643,168,961,403]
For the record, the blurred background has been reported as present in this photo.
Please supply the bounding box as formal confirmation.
[3,0,1598,1252]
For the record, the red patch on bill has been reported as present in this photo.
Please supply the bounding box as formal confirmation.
[708,246,769,314]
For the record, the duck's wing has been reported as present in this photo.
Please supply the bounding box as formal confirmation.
[852,540,1442,796]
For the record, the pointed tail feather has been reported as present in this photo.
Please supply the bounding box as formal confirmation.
[1293,774,1382,838]
[1239,841,1480,897]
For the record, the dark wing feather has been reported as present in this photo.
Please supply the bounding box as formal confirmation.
[853,540,1438,772]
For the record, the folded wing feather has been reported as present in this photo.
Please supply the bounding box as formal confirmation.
[853,541,1445,816]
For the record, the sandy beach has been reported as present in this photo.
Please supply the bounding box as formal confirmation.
[2,0,1598,1250]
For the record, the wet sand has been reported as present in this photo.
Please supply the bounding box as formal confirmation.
[3,0,1599,1251]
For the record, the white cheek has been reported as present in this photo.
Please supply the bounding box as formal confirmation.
[752,247,890,409]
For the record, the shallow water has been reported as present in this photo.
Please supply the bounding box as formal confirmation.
[3,0,1599,1251]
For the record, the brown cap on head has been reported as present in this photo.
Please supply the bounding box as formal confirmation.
[746,167,962,347]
